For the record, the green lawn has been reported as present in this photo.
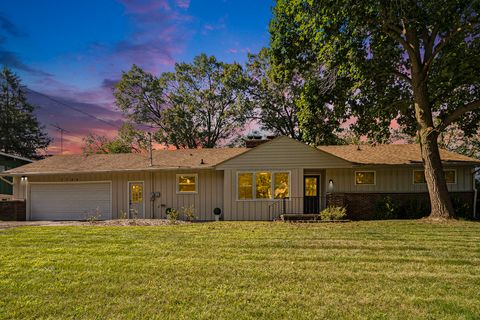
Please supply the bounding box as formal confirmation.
[1,221,479,319]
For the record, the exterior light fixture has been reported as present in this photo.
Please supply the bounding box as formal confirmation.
[328,179,334,191]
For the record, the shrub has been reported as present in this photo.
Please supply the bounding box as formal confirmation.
[85,207,102,224]
[181,205,196,221]
[320,206,347,221]
[166,208,179,223]
[374,196,399,220]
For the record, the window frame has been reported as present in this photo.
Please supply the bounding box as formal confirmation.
[354,170,376,186]
[412,169,427,184]
[236,170,291,201]
[412,169,457,185]
[176,173,198,194]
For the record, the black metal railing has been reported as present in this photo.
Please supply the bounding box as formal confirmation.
[268,196,328,220]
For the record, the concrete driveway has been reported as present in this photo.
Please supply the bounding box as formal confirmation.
[0,221,88,229]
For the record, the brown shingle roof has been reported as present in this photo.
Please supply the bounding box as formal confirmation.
[6,148,248,175]
[318,144,480,165]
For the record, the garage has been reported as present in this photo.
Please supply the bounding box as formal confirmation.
[30,182,112,220]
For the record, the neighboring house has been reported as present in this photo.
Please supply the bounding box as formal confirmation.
[0,152,33,200]
[5,136,479,221]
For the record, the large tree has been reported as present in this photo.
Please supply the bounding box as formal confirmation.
[247,48,343,145]
[115,54,251,148]
[270,0,480,219]
[0,66,50,158]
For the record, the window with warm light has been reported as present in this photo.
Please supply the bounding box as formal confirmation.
[274,172,289,199]
[237,171,290,200]
[413,170,456,184]
[238,173,253,199]
[255,172,272,199]
[177,174,197,193]
[355,171,375,185]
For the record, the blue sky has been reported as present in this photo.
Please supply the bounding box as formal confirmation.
[0,0,273,153]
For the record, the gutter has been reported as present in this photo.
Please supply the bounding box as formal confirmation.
[0,175,13,186]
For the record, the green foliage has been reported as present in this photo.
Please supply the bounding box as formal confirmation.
[85,207,102,224]
[270,0,480,141]
[166,208,179,222]
[82,123,147,154]
[270,0,480,217]
[246,48,343,145]
[115,54,252,148]
[0,67,50,158]
[181,205,196,221]
[320,206,347,221]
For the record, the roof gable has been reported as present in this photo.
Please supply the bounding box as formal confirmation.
[216,136,352,169]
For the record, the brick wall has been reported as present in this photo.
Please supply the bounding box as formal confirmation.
[326,192,475,220]
[0,201,26,221]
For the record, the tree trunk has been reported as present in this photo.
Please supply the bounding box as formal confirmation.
[413,71,455,219]
[419,128,455,219]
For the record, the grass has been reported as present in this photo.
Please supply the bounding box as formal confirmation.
[0,221,480,319]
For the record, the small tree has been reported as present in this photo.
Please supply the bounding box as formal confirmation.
[0,66,50,158]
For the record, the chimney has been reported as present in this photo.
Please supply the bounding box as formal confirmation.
[245,135,276,148]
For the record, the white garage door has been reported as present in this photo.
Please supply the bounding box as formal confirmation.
[30,182,112,220]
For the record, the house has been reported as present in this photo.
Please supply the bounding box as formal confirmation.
[5,136,479,221]
[0,152,34,200]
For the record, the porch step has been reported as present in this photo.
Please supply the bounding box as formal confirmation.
[279,214,350,223]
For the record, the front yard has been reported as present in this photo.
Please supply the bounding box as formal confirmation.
[0,221,479,319]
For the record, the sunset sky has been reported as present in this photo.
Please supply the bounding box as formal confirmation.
[0,0,273,154]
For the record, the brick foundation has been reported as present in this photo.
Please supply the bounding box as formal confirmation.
[0,200,26,221]
[326,192,475,220]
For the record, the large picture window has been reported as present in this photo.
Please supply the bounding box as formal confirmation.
[355,171,375,185]
[237,171,290,200]
[177,174,198,193]
[413,170,456,184]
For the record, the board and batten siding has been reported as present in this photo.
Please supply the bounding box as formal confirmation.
[216,136,352,169]
[325,166,475,193]
[152,169,223,220]
[15,169,223,220]
[222,168,304,221]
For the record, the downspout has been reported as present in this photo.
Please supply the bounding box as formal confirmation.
[473,168,480,220]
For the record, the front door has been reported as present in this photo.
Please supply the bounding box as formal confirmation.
[304,176,320,214]
[128,182,144,218]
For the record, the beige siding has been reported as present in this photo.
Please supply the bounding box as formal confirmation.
[222,168,304,221]
[152,169,223,220]
[216,136,351,169]
[326,166,474,193]
[15,169,223,220]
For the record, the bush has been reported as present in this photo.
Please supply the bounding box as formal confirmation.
[320,206,347,221]
[166,208,179,222]
[181,205,196,221]
[374,196,399,220]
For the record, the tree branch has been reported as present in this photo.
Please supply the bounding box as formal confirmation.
[437,100,480,132]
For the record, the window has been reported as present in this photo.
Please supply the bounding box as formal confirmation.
[177,174,197,193]
[274,172,289,199]
[444,170,456,184]
[355,171,375,185]
[255,172,272,199]
[413,170,426,184]
[413,170,456,184]
[237,171,290,200]
[238,173,253,199]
